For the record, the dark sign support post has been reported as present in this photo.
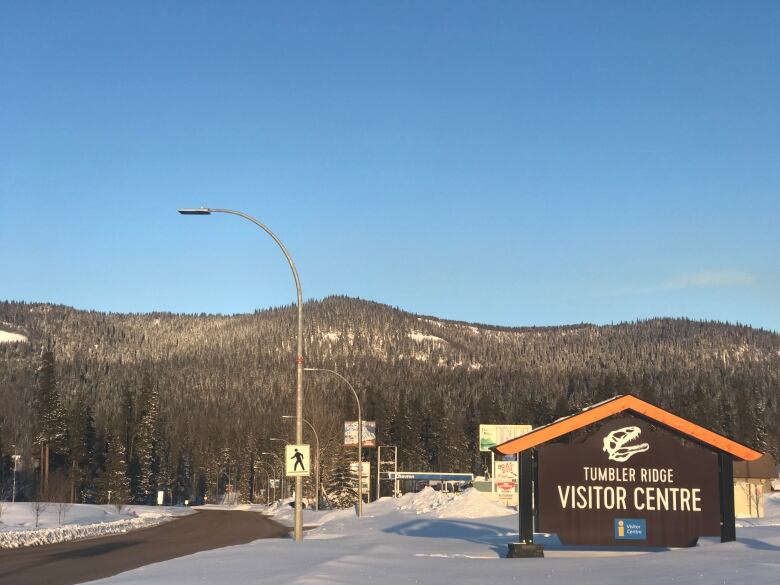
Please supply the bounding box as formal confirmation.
[519,450,533,543]
[507,449,544,558]
[719,453,736,543]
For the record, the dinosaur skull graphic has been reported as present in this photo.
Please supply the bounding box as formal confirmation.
[602,426,650,462]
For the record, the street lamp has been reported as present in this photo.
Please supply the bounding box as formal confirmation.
[262,451,285,499]
[255,461,277,503]
[283,415,321,511]
[305,367,364,517]
[179,207,305,542]
[11,454,21,503]
[253,464,271,504]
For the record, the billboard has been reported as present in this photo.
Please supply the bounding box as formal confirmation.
[479,424,532,452]
[344,421,377,448]
[350,461,371,491]
[495,460,518,500]
[537,415,720,547]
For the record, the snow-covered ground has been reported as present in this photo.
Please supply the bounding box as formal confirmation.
[88,488,780,585]
[0,502,192,548]
[736,489,780,527]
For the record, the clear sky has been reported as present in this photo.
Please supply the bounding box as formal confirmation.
[1,1,778,332]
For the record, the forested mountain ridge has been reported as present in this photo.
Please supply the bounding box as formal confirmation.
[1,296,777,504]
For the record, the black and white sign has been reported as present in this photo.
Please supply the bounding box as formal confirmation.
[285,444,311,477]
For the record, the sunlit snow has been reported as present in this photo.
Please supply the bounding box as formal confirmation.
[90,489,780,585]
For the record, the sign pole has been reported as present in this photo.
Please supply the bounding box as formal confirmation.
[394,447,399,496]
[491,451,495,496]
[507,449,544,558]
[519,450,533,544]
[376,446,381,501]
[719,453,736,542]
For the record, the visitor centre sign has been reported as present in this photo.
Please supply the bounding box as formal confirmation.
[538,415,720,547]
[492,395,763,556]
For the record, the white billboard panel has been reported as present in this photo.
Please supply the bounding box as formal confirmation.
[344,421,377,448]
[349,461,371,491]
[479,424,532,452]
[495,460,518,500]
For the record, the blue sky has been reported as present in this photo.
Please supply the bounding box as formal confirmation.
[1,2,778,331]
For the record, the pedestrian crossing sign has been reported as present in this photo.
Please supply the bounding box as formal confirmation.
[285,444,311,477]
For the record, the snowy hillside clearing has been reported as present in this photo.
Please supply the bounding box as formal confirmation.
[0,329,28,343]
[0,503,192,548]
[91,488,780,585]
[407,331,446,344]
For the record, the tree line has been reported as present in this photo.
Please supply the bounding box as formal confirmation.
[0,296,777,506]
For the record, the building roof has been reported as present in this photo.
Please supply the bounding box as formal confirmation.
[733,454,778,479]
[493,394,763,461]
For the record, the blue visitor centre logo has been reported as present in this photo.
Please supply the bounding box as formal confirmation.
[615,518,646,540]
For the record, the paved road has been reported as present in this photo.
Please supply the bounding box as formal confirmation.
[0,510,290,585]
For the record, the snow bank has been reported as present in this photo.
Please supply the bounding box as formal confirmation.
[1,517,163,548]
[275,487,513,533]
[434,488,515,519]
[0,503,192,548]
[395,487,514,518]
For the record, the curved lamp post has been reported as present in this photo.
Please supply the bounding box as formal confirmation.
[262,451,285,499]
[304,367,364,517]
[283,415,320,511]
[179,207,305,542]
[255,461,277,503]
[253,464,270,504]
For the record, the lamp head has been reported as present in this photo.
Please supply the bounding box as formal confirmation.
[177,208,212,215]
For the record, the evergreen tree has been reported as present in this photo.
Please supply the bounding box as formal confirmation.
[69,396,100,503]
[35,345,68,450]
[133,373,160,503]
[99,433,131,507]
[173,452,193,504]
[325,446,357,509]
[751,387,769,453]
[34,344,68,495]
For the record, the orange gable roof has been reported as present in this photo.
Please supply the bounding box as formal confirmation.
[493,394,762,461]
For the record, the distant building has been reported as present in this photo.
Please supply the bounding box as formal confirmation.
[733,453,777,518]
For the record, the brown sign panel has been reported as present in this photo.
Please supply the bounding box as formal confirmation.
[538,414,720,547]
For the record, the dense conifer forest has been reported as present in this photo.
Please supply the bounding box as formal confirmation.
[0,296,777,505]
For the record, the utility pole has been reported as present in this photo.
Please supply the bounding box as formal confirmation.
[11,454,21,503]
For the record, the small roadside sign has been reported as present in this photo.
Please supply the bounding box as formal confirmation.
[285,444,311,477]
